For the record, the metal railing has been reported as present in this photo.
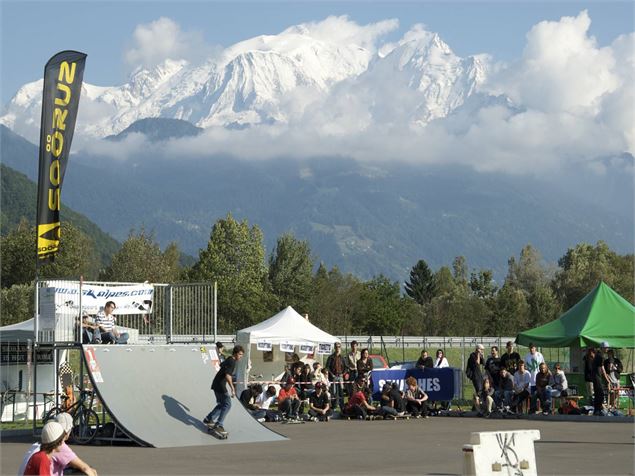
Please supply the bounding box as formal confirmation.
[34,280,216,345]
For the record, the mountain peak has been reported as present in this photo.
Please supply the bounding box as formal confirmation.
[1,22,486,143]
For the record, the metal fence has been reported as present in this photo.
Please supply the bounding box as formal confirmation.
[34,280,216,345]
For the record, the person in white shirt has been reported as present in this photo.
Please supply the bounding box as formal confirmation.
[434,349,449,368]
[94,301,128,344]
[523,342,544,394]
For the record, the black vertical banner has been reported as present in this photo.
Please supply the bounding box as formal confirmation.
[36,51,87,266]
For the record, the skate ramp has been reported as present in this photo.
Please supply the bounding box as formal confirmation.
[82,344,286,448]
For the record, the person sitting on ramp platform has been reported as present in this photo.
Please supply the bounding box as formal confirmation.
[204,345,244,435]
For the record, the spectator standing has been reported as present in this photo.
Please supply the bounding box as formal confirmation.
[326,343,347,412]
[215,342,226,362]
[485,346,502,388]
[591,344,608,415]
[434,349,449,368]
[466,344,485,395]
[346,341,360,396]
[582,347,595,405]
[500,341,521,373]
[357,348,374,387]
[523,343,544,394]
[604,348,623,408]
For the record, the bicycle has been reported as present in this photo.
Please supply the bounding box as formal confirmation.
[42,388,100,444]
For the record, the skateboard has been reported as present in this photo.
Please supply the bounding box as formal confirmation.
[208,427,228,439]
[281,418,305,424]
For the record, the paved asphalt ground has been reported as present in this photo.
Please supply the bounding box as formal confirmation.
[1,416,634,475]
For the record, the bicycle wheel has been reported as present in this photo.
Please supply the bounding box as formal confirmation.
[72,407,100,444]
[42,406,64,425]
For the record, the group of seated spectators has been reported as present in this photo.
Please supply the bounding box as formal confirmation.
[239,341,441,422]
[467,340,573,416]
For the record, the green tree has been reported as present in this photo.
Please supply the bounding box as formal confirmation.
[433,266,457,297]
[469,269,498,299]
[554,241,634,308]
[404,259,435,304]
[0,283,35,326]
[268,233,314,312]
[355,275,406,335]
[492,284,531,335]
[101,229,181,283]
[452,256,469,290]
[191,213,271,332]
[1,219,97,288]
[307,264,362,335]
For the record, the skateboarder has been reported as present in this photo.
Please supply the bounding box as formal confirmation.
[204,345,245,437]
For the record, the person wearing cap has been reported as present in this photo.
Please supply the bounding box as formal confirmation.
[19,414,98,476]
[308,382,332,421]
[278,377,301,419]
[20,421,65,476]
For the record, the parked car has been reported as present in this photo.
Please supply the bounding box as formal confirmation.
[369,354,389,369]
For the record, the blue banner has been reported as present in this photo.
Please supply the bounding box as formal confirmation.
[372,368,455,401]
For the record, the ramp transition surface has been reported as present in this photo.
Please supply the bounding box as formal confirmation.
[83,344,286,448]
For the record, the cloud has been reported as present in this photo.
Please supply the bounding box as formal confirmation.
[486,10,619,114]
[11,12,635,179]
[284,15,399,54]
[124,17,215,71]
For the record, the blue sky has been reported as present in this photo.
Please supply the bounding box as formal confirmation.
[1,1,633,104]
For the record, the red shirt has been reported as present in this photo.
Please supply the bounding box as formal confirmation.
[24,451,51,476]
[346,391,367,410]
[278,386,297,403]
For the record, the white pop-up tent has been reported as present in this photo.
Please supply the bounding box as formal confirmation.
[235,306,340,392]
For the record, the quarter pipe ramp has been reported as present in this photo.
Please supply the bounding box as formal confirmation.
[82,344,286,448]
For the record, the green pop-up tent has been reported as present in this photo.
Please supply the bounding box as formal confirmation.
[516,281,635,348]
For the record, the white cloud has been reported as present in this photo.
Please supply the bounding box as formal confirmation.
[10,12,634,178]
[124,17,215,71]
[486,10,619,114]
[284,15,399,53]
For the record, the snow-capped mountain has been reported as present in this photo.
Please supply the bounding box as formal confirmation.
[0,25,488,144]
